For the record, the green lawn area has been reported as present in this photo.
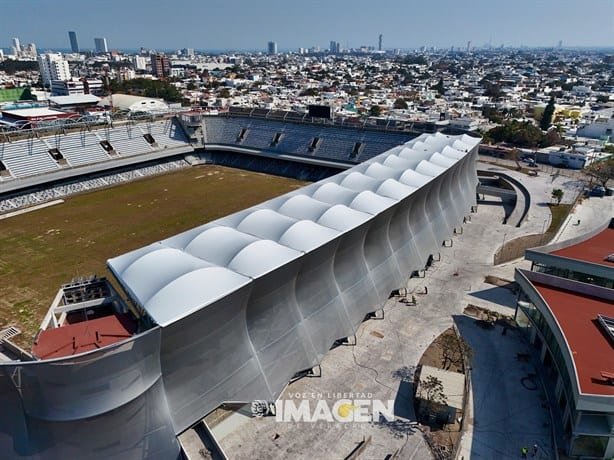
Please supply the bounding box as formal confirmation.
[546,203,572,235]
[0,165,305,347]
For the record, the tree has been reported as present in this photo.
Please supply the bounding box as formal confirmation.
[484,83,502,99]
[393,98,408,110]
[439,332,473,371]
[419,375,447,422]
[369,105,382,117]
[0,60,38,74]
[109,78,183,102]
[551,188,564,205]
[299,87,319,97]
[540,96,555,131]
[432,78,445,96]
[19,87,34,101]
[487,120,545,148]
[421,376,446,404]
[584,158,614,188]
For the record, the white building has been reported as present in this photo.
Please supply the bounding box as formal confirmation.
[577,108,614,141]
[99,94,170,113]
[37,53,71,87]
[132,55,148,71]
[50,78,103,96]
[23,43,37,58]
[11,37,21,55]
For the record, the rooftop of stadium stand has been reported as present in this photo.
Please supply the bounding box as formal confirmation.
[551,226,614,267]
[531,280,614,396]
[108,132,480,328]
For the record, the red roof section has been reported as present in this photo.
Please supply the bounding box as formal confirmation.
[32,313,136,360]
[533,282,614,396]
[552,227,614,267]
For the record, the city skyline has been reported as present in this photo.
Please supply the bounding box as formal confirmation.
[1,0,613,52]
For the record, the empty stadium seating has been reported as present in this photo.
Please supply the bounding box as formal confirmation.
[0,114,415,215]
[202,116,414,163]
[101,124,154,156]
[0,138,60,178]
[51,131,112,166]
[141,119,191,149]
[0,118,191,181]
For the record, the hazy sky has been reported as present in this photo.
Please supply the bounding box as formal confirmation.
[1,0,613,51]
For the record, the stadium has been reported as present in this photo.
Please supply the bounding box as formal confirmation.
[0,107,480,459]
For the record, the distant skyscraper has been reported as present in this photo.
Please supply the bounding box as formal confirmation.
[466,41,471,52]
[38,53,71,86]
[378,34,383,51]
[68,31,79,53]
[151,53,171,78]
[558,40,563,50]
[329,41,341,54]
[94,37,108,53]
[24,43,37,57]
[12,37,21,53]
[267,41,277,55]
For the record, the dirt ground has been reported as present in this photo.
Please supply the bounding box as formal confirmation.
[0,165,305,348]
[417,328,466,457]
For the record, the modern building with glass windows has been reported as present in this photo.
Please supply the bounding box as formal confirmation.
[515,220,614,459]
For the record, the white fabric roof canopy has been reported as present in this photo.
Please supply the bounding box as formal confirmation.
[108,132,480,327]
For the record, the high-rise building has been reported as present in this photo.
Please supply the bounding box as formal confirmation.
[38,53,71,86]
[68,31,79,53]
[267,41,277,55]
[378,34,383,51]
[151,53,171,78]
[466,41,471,52]
[329,41,341,54]
[23,43,37,57]
[94,37,108,53]
[12,37,21,53]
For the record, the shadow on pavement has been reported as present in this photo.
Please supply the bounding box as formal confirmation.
[454,314,552,459]
[469,286,518,308]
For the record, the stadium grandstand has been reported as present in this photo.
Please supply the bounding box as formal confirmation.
[0,107,443,214]
[0,120,481,458]
[0,104,483,458]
